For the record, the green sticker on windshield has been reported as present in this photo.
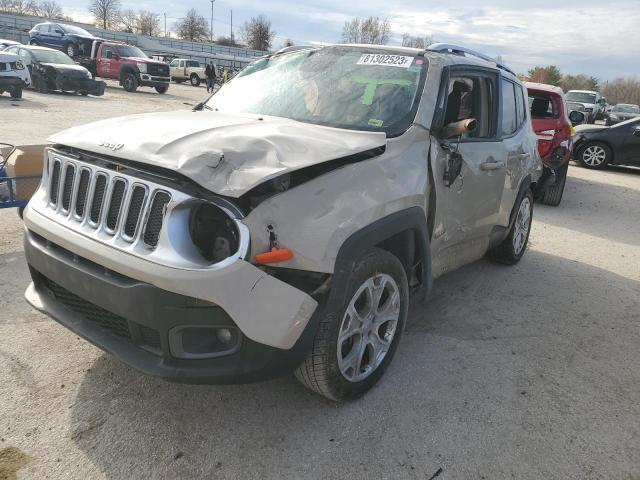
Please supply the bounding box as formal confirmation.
[368,119,384,127]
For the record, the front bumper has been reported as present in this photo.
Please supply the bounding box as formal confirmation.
[0,76,28,88]
[139,74,170,87]
[56,77,106,96]
[24,228,322,383]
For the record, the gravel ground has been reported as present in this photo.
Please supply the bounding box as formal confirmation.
[1,82,639,480]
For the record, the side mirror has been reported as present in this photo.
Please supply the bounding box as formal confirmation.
[569,110,585,126]
[442,118,478,139]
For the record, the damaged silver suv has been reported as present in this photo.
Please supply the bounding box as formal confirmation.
[23,44,541,401]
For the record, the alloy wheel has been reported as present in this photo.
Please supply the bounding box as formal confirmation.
[582,145,607,167]
[513,196,531,256]
[337,274,400,383]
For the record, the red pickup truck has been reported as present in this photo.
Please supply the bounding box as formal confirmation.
[80,40,170,94]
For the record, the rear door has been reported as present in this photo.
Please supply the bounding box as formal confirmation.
[499,78,537,225]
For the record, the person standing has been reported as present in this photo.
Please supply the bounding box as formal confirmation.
[205,61,217,93]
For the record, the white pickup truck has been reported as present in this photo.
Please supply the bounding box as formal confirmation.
[169,58,208,87]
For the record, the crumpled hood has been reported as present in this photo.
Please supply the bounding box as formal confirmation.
[48,110,387,197]
[42,63,89,76]
[0,51,19,63]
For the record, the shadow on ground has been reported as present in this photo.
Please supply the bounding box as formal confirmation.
[69,249,640,479]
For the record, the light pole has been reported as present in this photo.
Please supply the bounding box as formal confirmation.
[210,0,215,42]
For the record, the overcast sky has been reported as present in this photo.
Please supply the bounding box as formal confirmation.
[65,0,640,80]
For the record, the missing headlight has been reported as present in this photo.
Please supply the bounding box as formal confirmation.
[189,202,240,263]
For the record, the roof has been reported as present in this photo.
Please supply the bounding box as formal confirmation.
[567,89,598,94]
[340,44,424,55]
[524,82,565,96]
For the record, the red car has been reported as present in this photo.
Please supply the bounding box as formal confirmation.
[526,82,574,206]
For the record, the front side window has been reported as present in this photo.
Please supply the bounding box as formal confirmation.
[207,46,428,136]
[169,59,178,67]
[501,79,517,135]
[443,74,496,139]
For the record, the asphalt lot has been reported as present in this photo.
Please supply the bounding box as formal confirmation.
[1,81,639,480]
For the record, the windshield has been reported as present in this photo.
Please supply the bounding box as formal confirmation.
[566,92,597,104]
[32,48,75,64]
[206,46,427,135]
[117,45,147,58]
[567,102,585,112]
[613,104,640,113]
[62,25,91,36]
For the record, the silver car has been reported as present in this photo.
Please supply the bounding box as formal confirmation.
[23,43,542,401]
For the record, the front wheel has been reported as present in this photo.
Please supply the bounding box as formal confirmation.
[488,189,533,265]
[155,85,168,94]
[122,73,138,92]
[578,142,610,169]
[295,248,409,401]
[29,39,39,45]
[9,86,22,99]
[66,43,77,57]
[190,73,200,86]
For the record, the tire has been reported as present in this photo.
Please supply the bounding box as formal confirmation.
[29,39,38,45]
[155,85,168,94]
[295,247,409,402]
[66,43,77,57]
[122,73,138,92]
[9,86,22,99]
[578,142,611,169]
[190,73,200,86]
[17,207,24,220]
[541,163,568,207]
[79,91,88,96]
[488,189,533,265]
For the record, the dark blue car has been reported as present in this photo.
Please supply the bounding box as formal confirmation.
[29,22,95,58]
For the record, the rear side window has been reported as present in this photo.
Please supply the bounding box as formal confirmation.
[501,79,517,135]
[528,94,558,119]
[515,85,526,126]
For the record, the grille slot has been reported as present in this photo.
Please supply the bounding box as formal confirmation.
[42,276,131,339]
[61,164,75,212]
[123,185,146,240]
[105,179,126,232]
[143,191,171,247]
[74,169,91,218]
[90,174,107,225]
[49,160,61,205]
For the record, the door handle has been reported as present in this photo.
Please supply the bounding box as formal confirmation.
[519,153,530,160]
[480,161,505,171]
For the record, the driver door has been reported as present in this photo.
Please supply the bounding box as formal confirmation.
[617,119,640,164]
[430,68,506,276]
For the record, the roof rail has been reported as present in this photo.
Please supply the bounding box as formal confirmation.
[426,43,516,76]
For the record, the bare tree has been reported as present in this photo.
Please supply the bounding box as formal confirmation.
[342,17,390,44]
[39,0,62,18]
[175,8,209,42]
[240,15,276,51]
[401,33,434,49]
[602,77,640,106]
[137,10,160,36]
[283,38,294,47]
[89,0,121,29]
[118,8,137,32]
[1,0,63,17]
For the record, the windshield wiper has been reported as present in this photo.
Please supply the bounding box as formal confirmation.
[193,102,214,112]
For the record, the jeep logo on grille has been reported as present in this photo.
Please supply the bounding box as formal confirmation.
[99,141,124,151]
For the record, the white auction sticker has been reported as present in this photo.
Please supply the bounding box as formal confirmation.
[357,54,415,68]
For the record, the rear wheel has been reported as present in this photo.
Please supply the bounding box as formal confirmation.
[155,85,168,94]
[190,73,200,86]
[29,39,39,45]
[488,189,533,265]
[578,142,610,169]
[122,73,138,92]
[541,163,568,206]
[295,248,408,401]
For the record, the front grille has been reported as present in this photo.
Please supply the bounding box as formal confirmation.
[139,325,161,350]
[46,152,172,248]
[148,64,169,76]
[42,276,131,339]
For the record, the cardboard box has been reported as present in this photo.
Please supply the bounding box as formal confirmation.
[4,145,45,201]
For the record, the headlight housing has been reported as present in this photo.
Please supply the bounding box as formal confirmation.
[14,60,24,70]
[189,202,240,264]
[137,63,147,73]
